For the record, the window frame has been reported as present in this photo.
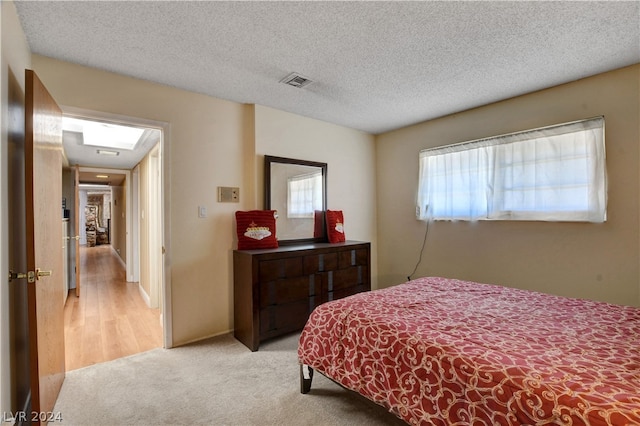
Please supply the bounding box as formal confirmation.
[417,117,606,222]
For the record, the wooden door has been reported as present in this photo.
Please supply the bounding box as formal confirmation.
[25,69,66,422]
[74,164,81,296]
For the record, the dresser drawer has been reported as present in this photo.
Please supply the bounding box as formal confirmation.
[338,248,369,269]
[259,299,315,338]
[259,276,320,308]
[259,257,303,281]
[303,252,338,274]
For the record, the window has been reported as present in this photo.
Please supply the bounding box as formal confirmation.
[417,117,606,222]
[287,171,323,218]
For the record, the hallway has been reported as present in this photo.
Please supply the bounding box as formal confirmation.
[63,245,163,371]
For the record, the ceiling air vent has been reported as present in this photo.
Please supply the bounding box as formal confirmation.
[280,72,313,89]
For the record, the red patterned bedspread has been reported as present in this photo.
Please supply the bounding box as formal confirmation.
[298,277,640,425]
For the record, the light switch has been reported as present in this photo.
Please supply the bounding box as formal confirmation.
[198,206,207,218]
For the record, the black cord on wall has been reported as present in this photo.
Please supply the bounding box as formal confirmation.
[407,218,430,281]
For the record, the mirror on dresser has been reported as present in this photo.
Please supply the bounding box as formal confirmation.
[264,155,327,245]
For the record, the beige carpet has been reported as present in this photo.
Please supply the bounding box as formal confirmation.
[53,333,407,425]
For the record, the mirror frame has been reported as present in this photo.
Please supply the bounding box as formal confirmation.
[264,155,328,245]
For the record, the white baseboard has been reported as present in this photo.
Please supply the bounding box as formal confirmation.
[138,283,151,307]
[111,245,127,269]
[175,330,234,347]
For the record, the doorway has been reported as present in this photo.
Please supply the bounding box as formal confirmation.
[63,245,163,370]
[60,109,170,370]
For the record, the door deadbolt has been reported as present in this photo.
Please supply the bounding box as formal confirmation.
[8,269,52,283]
[36,269,52,280]
[8,270,27,282]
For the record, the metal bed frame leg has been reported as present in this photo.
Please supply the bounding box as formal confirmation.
[300,364,314,394]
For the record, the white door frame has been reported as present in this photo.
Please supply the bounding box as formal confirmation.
[131,165,140,283]
[60,106,172,348]
[148,145,162,308]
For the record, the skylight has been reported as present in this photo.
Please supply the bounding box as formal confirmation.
[62,117,144,151]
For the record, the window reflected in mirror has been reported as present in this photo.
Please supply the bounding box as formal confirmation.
[287,169,323,218]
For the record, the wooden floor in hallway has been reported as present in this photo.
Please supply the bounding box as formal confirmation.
[63,244,163,371]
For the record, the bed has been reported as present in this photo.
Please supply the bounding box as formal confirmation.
[297,276,640,425]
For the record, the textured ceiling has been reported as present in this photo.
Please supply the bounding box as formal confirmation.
[14,1,640,135]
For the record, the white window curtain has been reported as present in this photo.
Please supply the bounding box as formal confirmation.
[417,117,606,222]
[287,171,323,218]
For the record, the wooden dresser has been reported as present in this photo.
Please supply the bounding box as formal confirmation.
[233,241,370,351]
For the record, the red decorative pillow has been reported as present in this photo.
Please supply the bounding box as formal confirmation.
[235,210,278,250]
[325,210,345,243]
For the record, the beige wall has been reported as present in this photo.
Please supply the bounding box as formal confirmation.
[111,183,127,264]
[31,56,379,346]
[376,65,640,307]
[254,105,378,287]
